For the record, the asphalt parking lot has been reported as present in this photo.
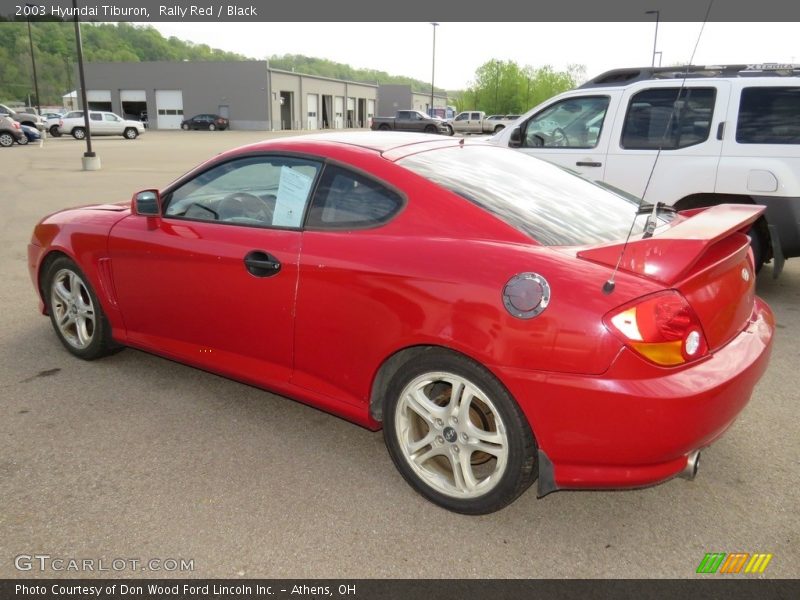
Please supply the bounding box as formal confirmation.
[0,130,798,579]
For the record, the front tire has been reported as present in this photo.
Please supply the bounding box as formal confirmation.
[383,349,537,514]
[181,123,189,130]
[123,127,138,139]
[72,127,86,140]
[43,257,119,360]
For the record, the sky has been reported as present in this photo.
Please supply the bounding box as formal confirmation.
[148,22,800,90]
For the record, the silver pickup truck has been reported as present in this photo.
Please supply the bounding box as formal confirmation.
[0,103,45,131]
[450,111,520,134]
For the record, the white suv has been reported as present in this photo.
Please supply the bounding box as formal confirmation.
[58,110,145,140]
[491,64,800,274]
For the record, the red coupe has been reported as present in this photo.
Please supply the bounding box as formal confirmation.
[28,132,774,514]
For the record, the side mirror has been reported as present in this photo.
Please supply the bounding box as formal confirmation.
[132,189,161,216]
[509,127,522,148]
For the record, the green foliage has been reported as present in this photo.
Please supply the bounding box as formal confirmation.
[456,60,586,114]
[0,20,246,105]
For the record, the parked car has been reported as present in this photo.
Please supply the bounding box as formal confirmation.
[181,114,229,131]
[371,110,451,134]
[0,103,45,131]
[450,111,517,134]
[45,114,63,137]
[57,110,145,140]
[491,63,800,275]
[20,124,41,144]
[0,115,25,147]
[27,132,774,514]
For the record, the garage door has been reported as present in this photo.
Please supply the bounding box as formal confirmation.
[155,90,184,130]
[334,97,344,129]
[87,90,112,111]
[307,94,318,130]
[120,90,147,121]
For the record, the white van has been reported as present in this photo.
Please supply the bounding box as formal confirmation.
[491,64,800,274]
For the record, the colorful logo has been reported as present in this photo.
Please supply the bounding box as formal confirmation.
[697,552,773,574]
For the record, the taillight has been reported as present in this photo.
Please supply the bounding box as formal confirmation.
[604,291,708,366]
[59,119,63,127]
[13,122,20,129]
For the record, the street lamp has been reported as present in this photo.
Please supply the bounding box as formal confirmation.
[25,4,42,116]
[72,0,100,170]
[645,10,660,68]
[430,22,439,117]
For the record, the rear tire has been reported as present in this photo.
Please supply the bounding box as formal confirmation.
[49,125,61,137]
[17,134,29,145]
[181,123,189,130]
[749,224,767,273]
[72,127,86,140]
[382,348,537,514]
[0,132,15,147]
[209,123,217,131]
[42,256,120,360]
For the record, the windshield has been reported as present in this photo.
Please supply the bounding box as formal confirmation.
[399,145,665,246]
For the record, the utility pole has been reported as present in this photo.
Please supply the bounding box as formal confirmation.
[73,0,100,170]
[430,23,439,117]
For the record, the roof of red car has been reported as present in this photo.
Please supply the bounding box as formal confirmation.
[245,131,464,161]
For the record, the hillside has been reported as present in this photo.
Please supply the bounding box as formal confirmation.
[0,21,445,106]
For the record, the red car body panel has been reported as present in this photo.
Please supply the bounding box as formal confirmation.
[27,133,775,493]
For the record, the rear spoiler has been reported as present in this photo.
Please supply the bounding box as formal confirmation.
[577,204,765,285]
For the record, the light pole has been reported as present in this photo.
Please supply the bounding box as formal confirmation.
[646,10,660,68]
[72,0,100,170]
[25,4,41,116]
[430,22,439,117]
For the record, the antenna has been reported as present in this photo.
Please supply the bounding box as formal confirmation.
[602,0,714,294]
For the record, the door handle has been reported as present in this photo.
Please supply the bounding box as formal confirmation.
[244,250,281,277]
[576,161,602,167]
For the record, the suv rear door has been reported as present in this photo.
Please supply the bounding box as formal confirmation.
[603,82,731,204]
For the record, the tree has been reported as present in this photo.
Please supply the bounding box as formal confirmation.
[456,60,584,114]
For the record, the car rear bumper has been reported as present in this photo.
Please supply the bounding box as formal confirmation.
[494,297,774,492]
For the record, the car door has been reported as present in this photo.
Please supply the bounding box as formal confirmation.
[603,83,729,204]
[88,112,105,134]
[452,111,469,133]
[103,113,123,134]
[108,154,323,386]
[468,112,483,133]
[515,94,616,179]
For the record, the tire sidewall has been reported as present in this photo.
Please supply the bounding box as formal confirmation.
[72,128,85,140]
[0,132,14,147]
[124,127,138,139]
[382,350,537,514]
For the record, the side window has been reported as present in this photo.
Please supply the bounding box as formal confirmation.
[737,87,800,144]
[455,112,468,121]
[471,112,481,120]
[104,114,117,122]
[163,156,322,228]
[90,113,102,121]
[522,96,610,149]
[621,87,715,150]
[306,165,403,229]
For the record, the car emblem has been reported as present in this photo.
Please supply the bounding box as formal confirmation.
[741,268,750,282]
[443,427,458,443]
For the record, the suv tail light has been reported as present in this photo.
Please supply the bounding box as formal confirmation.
[604,291,708,366]
[13,122,21,129]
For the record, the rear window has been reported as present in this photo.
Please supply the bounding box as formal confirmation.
[398,145,653,246]
[737,87,800,144]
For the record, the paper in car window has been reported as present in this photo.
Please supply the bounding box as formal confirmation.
[273,166,313,227]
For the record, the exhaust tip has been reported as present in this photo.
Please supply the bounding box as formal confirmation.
[679,450,701,481]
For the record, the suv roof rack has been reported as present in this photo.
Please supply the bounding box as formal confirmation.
[580,64,800,88]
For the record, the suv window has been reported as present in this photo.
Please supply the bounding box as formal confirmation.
[90,113,102,121]
[522,96,610,149]
[306,165,403,229]
[621,87,715,150]
[164,156,322,228]
[737,87,800,144]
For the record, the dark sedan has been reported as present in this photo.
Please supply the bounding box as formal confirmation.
[180,114,229,131]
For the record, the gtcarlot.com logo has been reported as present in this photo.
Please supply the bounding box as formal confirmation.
[14,554,195,573]
[696,552,773,574]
